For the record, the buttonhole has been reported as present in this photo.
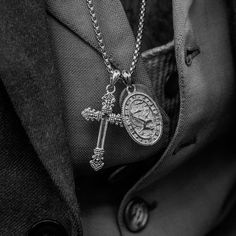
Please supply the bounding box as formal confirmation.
[185,47,200,66]
[173,136,197,155]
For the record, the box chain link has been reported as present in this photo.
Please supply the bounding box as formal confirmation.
[86,0,147,82]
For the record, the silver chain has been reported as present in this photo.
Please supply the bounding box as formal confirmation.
[86,0,146,79]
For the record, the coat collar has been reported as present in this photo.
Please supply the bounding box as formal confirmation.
[46,0,135,71]
[45,0,154,93]
[0,0,81,225]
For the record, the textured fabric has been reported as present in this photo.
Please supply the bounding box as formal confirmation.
[76,139,236,236]
[120,0,174,50]
[0,0,81,234]
[0,0,236,235]
[46,0,173,175]
[142,42,179,136]
[0,82,77,235]
[120,140,236,236]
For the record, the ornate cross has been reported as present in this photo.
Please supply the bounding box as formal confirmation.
[81,89,123,171]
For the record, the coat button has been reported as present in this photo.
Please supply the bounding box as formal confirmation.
[124,198,149,232]
[28,220,68,236]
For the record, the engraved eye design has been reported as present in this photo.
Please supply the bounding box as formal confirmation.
[129,101,156,138]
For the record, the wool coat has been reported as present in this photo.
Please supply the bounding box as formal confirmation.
[0,0,236,235]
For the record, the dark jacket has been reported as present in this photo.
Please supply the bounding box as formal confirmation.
[0,0,236,235]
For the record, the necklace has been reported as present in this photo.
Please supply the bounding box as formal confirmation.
[82,0,163,171]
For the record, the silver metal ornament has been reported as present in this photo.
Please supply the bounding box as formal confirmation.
[121,85,163,146]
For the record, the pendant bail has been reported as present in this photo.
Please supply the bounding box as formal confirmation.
[110,69,121,85]
[106,69,121,94]
[121,70,132,87]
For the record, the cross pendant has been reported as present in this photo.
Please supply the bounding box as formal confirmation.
[81,89,123,171]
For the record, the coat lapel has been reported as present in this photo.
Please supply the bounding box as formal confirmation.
[46,0,136,70]
[46,0,154,94]
[0,0,80,223]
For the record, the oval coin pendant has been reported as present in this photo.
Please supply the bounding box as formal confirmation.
[121,85,163,146]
